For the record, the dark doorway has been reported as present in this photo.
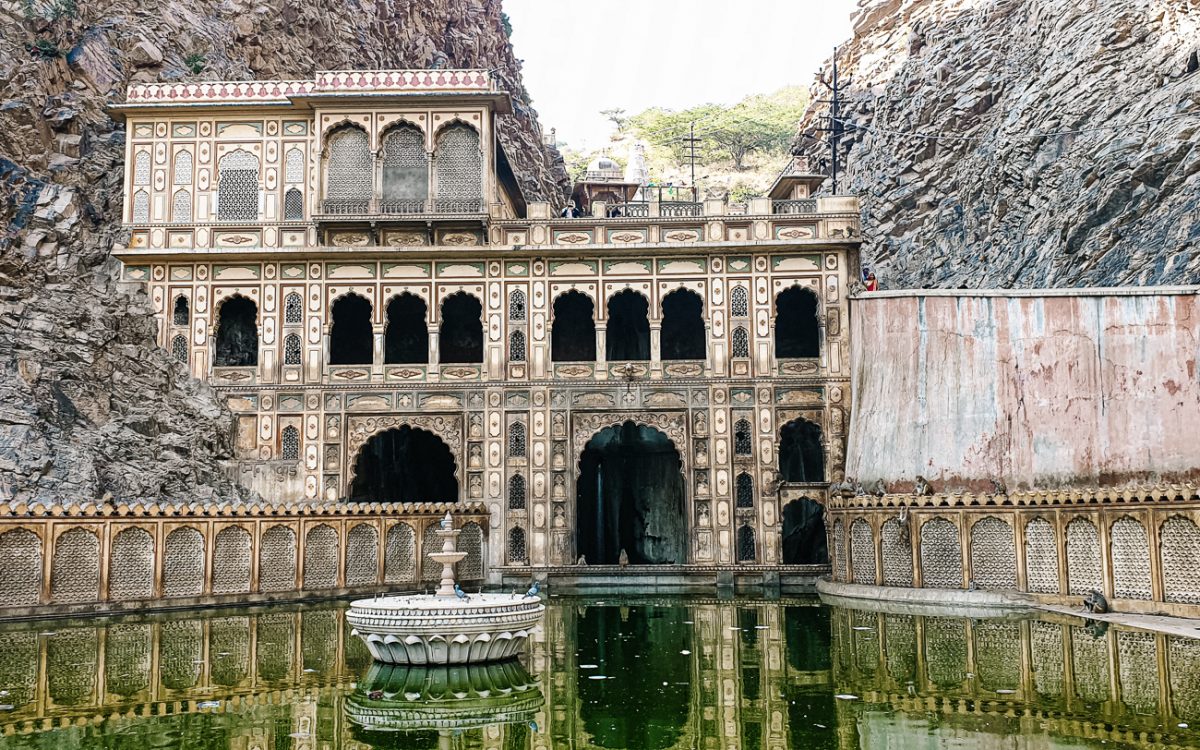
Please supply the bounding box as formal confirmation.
[330,294,373,365]
[606,290,650,361]
[172,296,190,326]
[782,497,828,564]
[775,286,820,358]
[439,293,483,363]
[577,421,686,565]
[661,289,705,360]
[214,296,258,366]
[779,418,825,482]
[384,294,428,364]
[348,426,458,502]
[551,291,596,361]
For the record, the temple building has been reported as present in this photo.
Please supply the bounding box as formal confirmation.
[110,69,861,586]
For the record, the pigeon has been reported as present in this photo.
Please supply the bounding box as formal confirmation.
[524,579,541,598]
[454,583,470,602]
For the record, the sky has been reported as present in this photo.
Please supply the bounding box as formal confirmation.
[504,0,858,149]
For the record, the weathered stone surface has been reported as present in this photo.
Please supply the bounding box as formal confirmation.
[0,1,568,504]
[845,290,1200,492]
[795,0,1200,288]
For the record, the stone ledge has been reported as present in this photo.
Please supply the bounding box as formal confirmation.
[816,577,1034,616]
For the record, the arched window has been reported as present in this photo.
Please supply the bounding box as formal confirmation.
[734,418,753,456]
[384,293,429,364]
[329,294,373,365]
[214,296,258,367]
[132,190,149,222]
[283,187,303,220]
[439,293,483,364]
[284,292,303,325]
[324,125,372,211]
[217,149,260,221]
[730,286,749,317]
[508,422,526,458]
[508,527,527,564]
[509,289,526,321]
[606,290,650,361]
[661,289,705,360]
[434,123,482,212]
[737,525,756,562]
[732,326,750,358]
[736,472,754,508]
[171,189,191,222]
[133,150,151,185]
[173,150,193,184]
[775,286,820,358]
[283,333,302,365]
[172,296,190,326]
[281,426,299,461]
[779,418,825,483]
[551,291,596,362]
[284,148,304,183]
[508,474,526,510]
[509,329,526,362]
[381,123,428,210]
[172,334,188,363]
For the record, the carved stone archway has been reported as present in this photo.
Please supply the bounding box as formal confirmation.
[345,414,463,495]
[570,411,691,565]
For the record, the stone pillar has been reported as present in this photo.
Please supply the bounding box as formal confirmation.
[428,330,440,381]
[321,324,331,381]
[372,324,384,377]
[704,320,714,376]
[595,322,607,378]
[650,321,662,377]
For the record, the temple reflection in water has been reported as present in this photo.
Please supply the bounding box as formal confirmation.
[0,599,1198,749]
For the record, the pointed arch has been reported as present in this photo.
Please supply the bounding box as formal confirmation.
[509,289,527,321]
[384,523,417,584]
[329,292,373,365]
[779,418,824,483]
[109,528,154,601]
[284,291,304,325]
[552,290,596,362]
[280,425,300,461]
[51,528,99,604]
[439,292,483,364]
[133,150,151,185]
[345,524,379,586]
[171,188,191,222]
[775,286,820,358]
[731,326,750,358]
[283,187,304,220]
[284,147,305,183]
[132,190,149,223]
[380,121,428,209]
[0,529,41,606]
[283,333,302,365]
[661,288,705,360]
[162,527,204,598]
[434,122,483,212]
[173,149,193,184]
[730,285,749,317]
[214,295,258,367]
[324,124,372,211]
[217,149,260,221]
[508,421,527,457]
[259,525,296,593]
[172,295,190,327]
[606,289,650,361]
[384,292,428,364]
[508,526,527,564]
[735,472,754,508]
[172,334,188,363]
[509,329,526,362]
[737,525,756,562]
[508,473,527,510]
[303,524,339,589]
[734,418,753,456]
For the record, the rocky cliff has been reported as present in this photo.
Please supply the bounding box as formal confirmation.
[0,0,568,504]
[795,0,1200,288]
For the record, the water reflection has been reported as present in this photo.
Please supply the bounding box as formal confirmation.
[0,598,1196,749]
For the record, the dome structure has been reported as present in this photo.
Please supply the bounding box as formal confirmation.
[584,155,623,182]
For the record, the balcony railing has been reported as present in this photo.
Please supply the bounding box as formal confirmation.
[318,198,485,216]
[772,199,818,215]
[660,201,702,217]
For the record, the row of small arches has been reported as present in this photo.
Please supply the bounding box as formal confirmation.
[0,522,484,607]
[189,285,820,368]
[831,514,1200,604]
[131,186,306,224]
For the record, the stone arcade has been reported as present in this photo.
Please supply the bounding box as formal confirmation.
[107,70,861,591]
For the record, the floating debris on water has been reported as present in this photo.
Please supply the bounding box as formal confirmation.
[680,650,691,655]
[995,689,1016,694]
[0,705,14,712]
[835,694,859,701]
[851,626,874,631]
[580,664,599,669]
[196,701,220,709]
[587,675,607,680]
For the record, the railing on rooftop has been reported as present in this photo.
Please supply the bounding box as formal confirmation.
[772,199,818,215]
[659,201,702,217]
[318,198,485,216]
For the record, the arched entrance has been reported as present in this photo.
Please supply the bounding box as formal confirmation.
[577,421,686,565]
[348,426,458,502]
[781,497,828,564]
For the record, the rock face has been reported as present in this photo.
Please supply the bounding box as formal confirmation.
[0,0,568,503]
[795,0,1200,288]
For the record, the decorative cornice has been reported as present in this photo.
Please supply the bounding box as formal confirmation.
[0,499,488,520]
[826,484,1200,511]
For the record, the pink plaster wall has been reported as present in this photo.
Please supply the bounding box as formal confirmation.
[846,290,1200,491]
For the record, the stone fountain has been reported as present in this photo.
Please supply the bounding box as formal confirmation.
[346,513,544,664]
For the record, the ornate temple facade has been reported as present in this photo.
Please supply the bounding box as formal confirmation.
[110,70,861,584]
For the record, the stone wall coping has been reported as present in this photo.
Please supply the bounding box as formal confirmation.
[827,483,1200,510]
[857,285,1200,299]
[124,70,495,104]
[0,499,488,519]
